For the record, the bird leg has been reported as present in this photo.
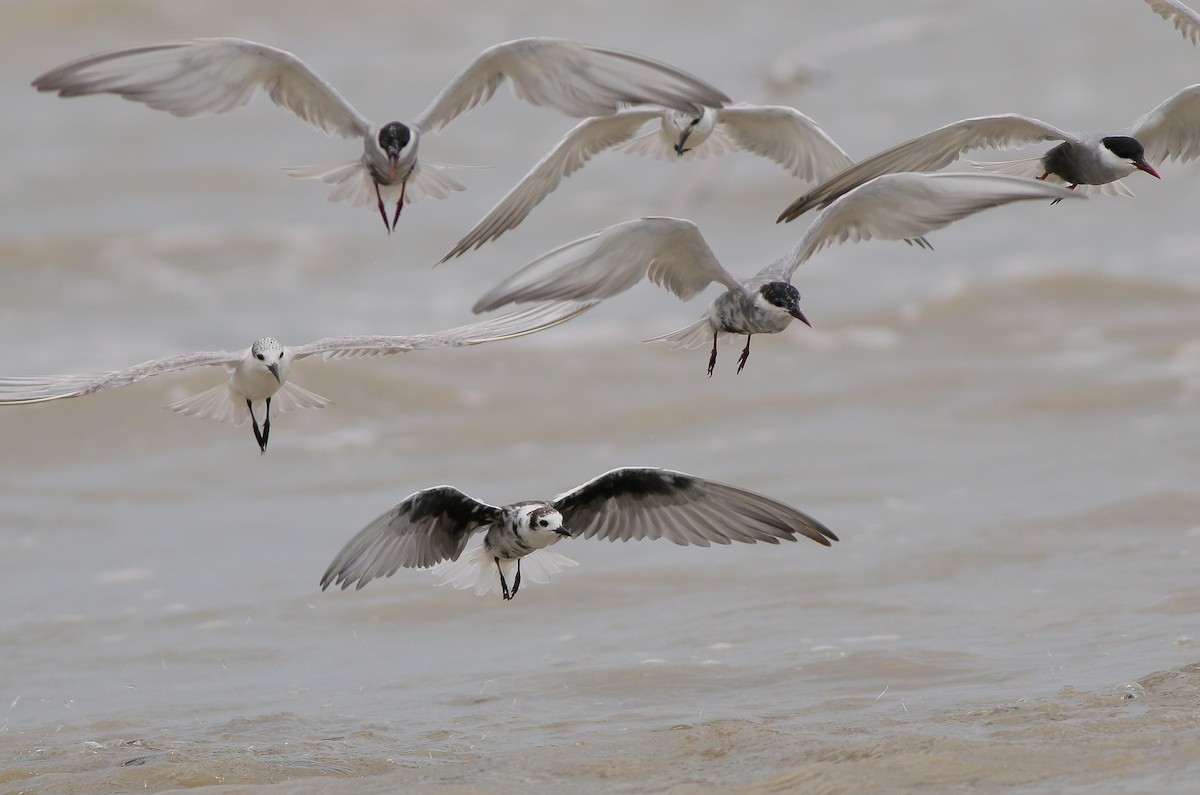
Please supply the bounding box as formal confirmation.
[1050,184,1077,206]
[1037,172,1077,206]
[496,557,508,599]
[373,181,392,234]
[247,399,267,454]
[389,180,407,230]
[736,335,752,373]
[261,396,272,453]
[707,331,719,377]
[497,556,519,601]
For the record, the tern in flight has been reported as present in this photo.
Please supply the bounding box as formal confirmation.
[777,84,1200,222]
[471,173,1079,376]
[440,102,852,260]
[0,301,595,452]
[320,467,837,600]
[33,37,730,231]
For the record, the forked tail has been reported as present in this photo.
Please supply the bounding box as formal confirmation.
[168,381,331,427]
[642,317,716,350]
[283,160,467,208]
[429,544,578,597]
[969,159,1134,197]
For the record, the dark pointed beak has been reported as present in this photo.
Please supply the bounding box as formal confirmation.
[267,363,281,383]
[1136,159,1161,179]
[387,148,401,181]
[674,130,692,156]
[790,307,812,327]
[554,526,572,538]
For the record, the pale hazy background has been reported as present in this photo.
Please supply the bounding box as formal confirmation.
[2,1,1200,792]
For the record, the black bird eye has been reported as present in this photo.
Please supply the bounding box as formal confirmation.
[539,519,549,527]
[256,353,264,360]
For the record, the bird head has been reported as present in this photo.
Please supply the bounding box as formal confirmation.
[250,338,286,383]
[668,107,714,155]
[377,122,413,180]
[759,282,811,326]
[1100,136,1160,179]
[516,504,571,548]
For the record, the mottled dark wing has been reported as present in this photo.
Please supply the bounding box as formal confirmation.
[319,486,503,590]
[552,467,838,547]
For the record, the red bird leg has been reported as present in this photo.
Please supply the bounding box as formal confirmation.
[374,181,391,233]
[390,180,407,230]
[1050,183,1077,206]
[736,335,752,373]
[707,331,719,377]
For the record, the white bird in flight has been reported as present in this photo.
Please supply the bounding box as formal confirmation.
[0,301,595,453]
[1143,0,1200,45]
[319,466,837,600]
[32,37,730,232]
[776,84,1200,222]
[472,172,1080,376]
[439,102,852,261]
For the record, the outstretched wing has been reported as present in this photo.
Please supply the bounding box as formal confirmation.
[777,114,1071,221]
[440,109,663,260]
[472,216,739,314]
[412,37,729,132]
[553,467,838,547]
[717,103,853,182]
[1143,0,1200,45]
[1129,84,1200,165]
[0,349,242,404]
[320,487,503,590]
[290,300,597,361]
[33,37,371,138]
[762,172,1081,281]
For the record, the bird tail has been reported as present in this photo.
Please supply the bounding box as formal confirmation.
[968,158,1135,197]
[168,381,330,427]
[620,127,736,160]
[429,544,578,597]
[271,381,333,414]
[642,317,715,350]
[967,156,1045,179]
[619,130,673,159]
[283,159,466,208]
[168,383,247,426]
[283,159,379,208]
[405,162,468,203]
